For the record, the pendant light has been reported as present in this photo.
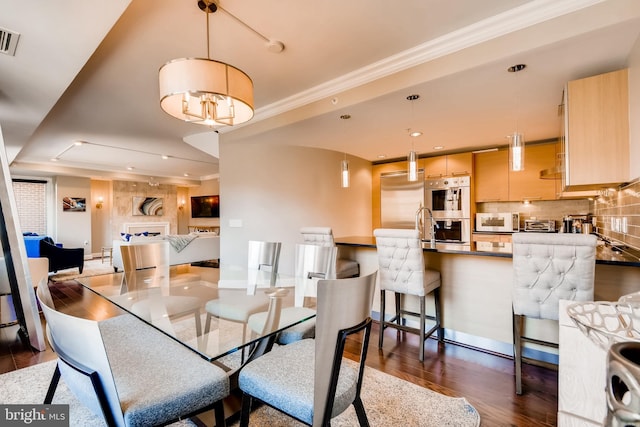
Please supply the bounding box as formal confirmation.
[508,64,526,172]
[406,94,421,181]
[158,1,254,127]
[340,114,351,188]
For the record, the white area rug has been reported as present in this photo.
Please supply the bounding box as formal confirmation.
[0,359,480,426]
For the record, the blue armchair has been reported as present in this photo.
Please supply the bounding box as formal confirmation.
[39,239,84,274]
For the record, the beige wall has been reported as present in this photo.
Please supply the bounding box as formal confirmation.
[54,176,92,257]
[219,142,372,275]
[90,179,112,253]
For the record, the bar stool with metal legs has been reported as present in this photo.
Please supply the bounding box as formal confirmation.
[373,228,443,362]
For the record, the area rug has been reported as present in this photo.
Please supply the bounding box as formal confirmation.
[49,258,116,282]
[0,360,480,426]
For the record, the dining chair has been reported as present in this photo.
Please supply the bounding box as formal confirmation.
[373,228,443,362]
[247,243,337,344]
[238,270,377,427]
[119,242,203,337]
[300,227,359,278]
[512,232,596,394]
[36,282,229,427]
[1,257,49,328]
[204,240,282,350]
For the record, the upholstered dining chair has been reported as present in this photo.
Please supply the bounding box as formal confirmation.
[204,240,282,352]
[247,243,337,344]
[300,227,360,278]
[119,242,203,337]
[373,228,443,362]
[238,270,377,427]
[512,232,596,395]
[36,282,229,427]
[1,257,49,328]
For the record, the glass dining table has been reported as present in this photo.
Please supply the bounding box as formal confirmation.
[75,264,317,371]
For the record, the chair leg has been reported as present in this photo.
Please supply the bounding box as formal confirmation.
[378,289,385,349]
[213,399,226,427]
[353,396,370,427]
[204,313,213,334]
[239,393,252,427]
[44,364,61,404]
[433,287,443,342]
[513,312,524,395]
[419,296,426,362]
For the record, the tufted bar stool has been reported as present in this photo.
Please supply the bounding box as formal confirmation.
[373,228,443,362]
[300,227,360,278]
[512,232,596,394]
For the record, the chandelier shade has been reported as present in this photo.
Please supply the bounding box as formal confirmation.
[159,57,254,126]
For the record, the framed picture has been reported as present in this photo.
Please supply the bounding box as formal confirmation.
[133,197,163,216]
[62,197,86,212]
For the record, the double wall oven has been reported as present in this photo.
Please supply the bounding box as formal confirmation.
[423,176,471,246]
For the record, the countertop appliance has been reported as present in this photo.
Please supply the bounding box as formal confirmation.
[476,212,519,232]
[524,219,556,232]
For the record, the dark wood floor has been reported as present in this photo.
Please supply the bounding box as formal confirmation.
[1,280,558,426]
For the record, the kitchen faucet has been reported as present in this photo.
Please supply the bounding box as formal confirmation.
[415,206,439,248]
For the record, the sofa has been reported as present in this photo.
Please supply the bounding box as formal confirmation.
[39,238,84,274]
[112,233,220,272]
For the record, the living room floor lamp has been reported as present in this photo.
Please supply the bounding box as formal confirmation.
[158,1,254,127]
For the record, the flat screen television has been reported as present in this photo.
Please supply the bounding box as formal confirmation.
[191,195,219,218]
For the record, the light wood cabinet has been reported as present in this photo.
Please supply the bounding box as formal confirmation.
[564,68,629,190]
[474,143,557,202]
[474,149,509,202]
[424,153,472,178]
[508,143,557,201]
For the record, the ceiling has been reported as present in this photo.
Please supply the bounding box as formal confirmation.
[2,0,640,186]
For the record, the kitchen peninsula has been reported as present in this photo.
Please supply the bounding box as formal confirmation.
[336,235,640,360]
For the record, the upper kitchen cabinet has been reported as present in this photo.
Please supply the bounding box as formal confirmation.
[508,143,557,201]
[474,149,509,202]
[474,143,557,202]
[424,153,473,178]
[563,68,629,190]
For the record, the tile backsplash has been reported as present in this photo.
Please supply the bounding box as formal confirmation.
[478,199,593,231]
[594,179,640,251]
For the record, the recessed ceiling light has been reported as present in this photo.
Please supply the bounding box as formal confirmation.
[127,166,134,171]
[50,158,58,162]
[433,146,444,150]
[161,155,169,160]
[73,141,84,146]
[410,131,422,138]
[183,173,190,177]
[377,154,386,159]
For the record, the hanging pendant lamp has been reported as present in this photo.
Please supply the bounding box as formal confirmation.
[406,94,421,182]
[508,64,526,171]
[159,1,254,127]
[339,114,351,188]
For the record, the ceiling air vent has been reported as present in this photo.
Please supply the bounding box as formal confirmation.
[0,28,20,56]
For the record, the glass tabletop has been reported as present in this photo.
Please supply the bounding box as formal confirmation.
[76,267,317,365]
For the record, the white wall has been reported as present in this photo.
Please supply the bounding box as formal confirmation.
[219,142,372,275]
[629,31,640,181]
[55,176,92,257]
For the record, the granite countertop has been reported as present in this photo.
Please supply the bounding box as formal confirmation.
[335,235,640,267]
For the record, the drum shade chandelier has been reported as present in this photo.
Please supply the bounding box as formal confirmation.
[159,1,254,127]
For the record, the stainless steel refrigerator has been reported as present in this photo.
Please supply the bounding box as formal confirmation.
[380,170,425,230]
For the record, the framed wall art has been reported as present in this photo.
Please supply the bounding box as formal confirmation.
[133,197,163,216]
[62,197,86,212]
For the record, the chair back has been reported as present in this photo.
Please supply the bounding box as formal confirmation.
[120,241,170,291]
[313,270,377,426]
[512,232,597,321]
[27,257,49,288]
[36,284,124,426]
[247,240,281,288]
[373,228,427,297]
[300,227,335,247]
[293,244,337,306]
